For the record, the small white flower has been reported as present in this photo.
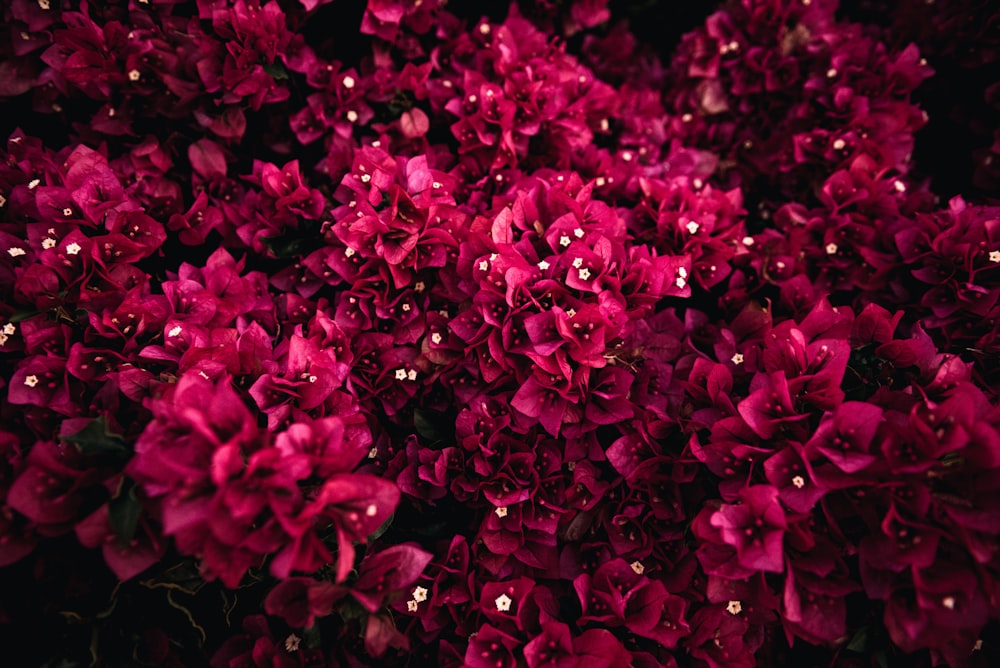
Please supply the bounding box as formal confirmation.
[894,180,906,193]
[414,281,426,292]
[479,23,491,35]
[478,260,489,271]
[308,375,317,383]
[826,68,838,78]
[495,594,512,612]
[826,243,838,255]
[368,447,378,459]
[7,247,26,257]
[677,267,688,279]
[431,332,443,345]
[630,561,644,575]
[198,371,211,380]
[24,375,39,388]
[742,236,755,246]
[692,178,703,189]
[833,138,846,150]
[284,633,301,653]
[128,69,141,81]
[27,178,40,189]
[791,475,805,489]
[344,247,355,257]
[573,228,585,238]
[681,113,693,123]
[407,369,417,381]
[731,353,744,365]
[727,600,742,615]
[599,118,609,132]
[988,250,1000,263]
[38,0,51,9]
[942,596,956,610]
[565,308,576,318]
[62,207,73,217]
[401,303,411,312]
[578,267,591,280]
[407,599,419,612]
[346,110,358,122]
[559,235,571,247]
[168,325,183,337]
[395,369,408,380]
[595,176,606,187]
[675,276,687,289]
[622,151,633,162]
[0,334,7,347]
[467,94,477,103]
[360,173,371,183]
[342,75,355,89]
[65,242,82,255]
[2,324,15,336]
[538,260,550,270]
[495,506,508,518]
[686,220,700,234]
[572,257,584,268]
[0,194,6,207]
[432,181,442,189]
[365,503,378,517]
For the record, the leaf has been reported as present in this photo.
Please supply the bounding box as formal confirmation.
[845,625,870,653]
[108,484,141,548]
[262,232,314,258]
[367,512,394,543]
[263,62,289,80]
[63,417,131,460]
[9,310,39,323]
[412,408,445,443]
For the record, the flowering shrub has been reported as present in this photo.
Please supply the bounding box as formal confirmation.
[1,0,998,666]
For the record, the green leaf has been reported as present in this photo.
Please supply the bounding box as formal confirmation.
[262,62,288,80]
[63,417,131,460]
[262,233,313,259]
[367,512,394,543]
[413,408,445,443]
[108,484,141,548]
[9,310,39,323]
[845,625,870,653]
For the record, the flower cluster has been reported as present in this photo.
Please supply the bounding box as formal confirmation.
[1,1,998,667]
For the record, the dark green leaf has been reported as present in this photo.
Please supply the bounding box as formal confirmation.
[367,512,394,543]
[413,408,444,443]
[262,233,313,259]
[9,310,39,323]
[845,625,870,653]
[108,485,142,548]
[263,62,289,80]
[63,417,131,460]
